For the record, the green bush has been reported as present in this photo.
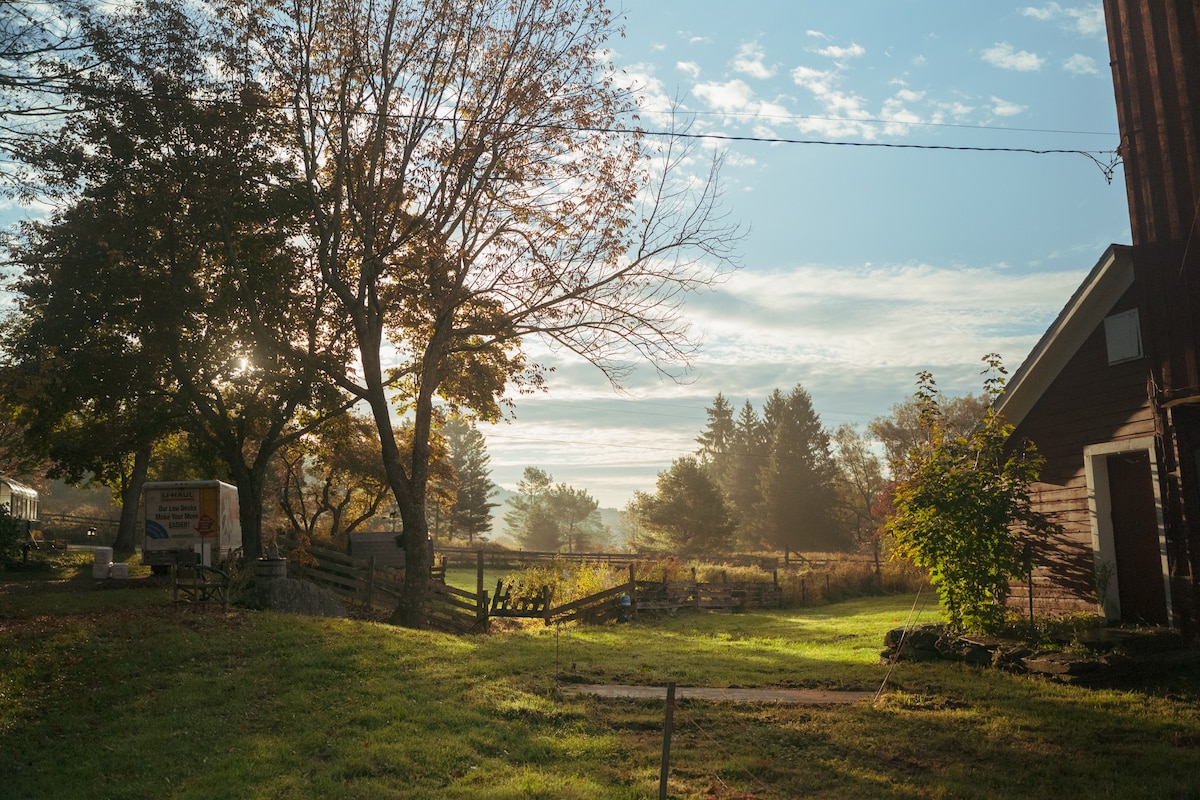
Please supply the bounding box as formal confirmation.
[501,557,624,605]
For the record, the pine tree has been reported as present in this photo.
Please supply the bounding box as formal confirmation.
[695,393,735,488]
[757,384,846,555]
[632,456,734,555]
[728,399,767,546]
[442,418,498,545]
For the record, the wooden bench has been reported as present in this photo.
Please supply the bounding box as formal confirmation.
[172,563,231,611]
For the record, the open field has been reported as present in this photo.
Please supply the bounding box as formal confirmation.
[4,561,1200,799]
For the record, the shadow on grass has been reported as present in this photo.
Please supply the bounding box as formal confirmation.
[3,590,1200,799]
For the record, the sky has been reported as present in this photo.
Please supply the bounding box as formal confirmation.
[478,1,1132,508]
[0,1,1130,512]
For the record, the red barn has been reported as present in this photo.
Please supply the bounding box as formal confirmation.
[997,2,1200,634]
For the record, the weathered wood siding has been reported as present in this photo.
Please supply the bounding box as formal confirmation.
[1009,286,1154,615]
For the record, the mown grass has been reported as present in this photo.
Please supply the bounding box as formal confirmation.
[3,571,1200,799]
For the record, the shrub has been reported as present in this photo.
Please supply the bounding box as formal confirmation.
[501,557,624,606]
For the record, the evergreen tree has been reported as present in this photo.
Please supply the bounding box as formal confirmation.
[442,418,497,545]
[632,456,734,556]
[756,384,846,555]
[728,399,767,545]
[695,392,735,488]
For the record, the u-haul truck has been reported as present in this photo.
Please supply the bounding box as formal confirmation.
[141,481,241,570]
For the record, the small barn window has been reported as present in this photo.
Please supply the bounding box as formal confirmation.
[1104,308,1143,365]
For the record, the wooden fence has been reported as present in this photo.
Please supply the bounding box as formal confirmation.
[278,539,483,633]
[435,545,872,572]
[278,539,410,609]
[277,544,782,632]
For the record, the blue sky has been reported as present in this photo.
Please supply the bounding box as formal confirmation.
[0,2,1129,511]
[480,1,1131,507]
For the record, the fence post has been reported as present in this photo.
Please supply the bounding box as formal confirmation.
[542,585,553,626]
[476,549,484,598]
[659,682,676,800]
[628,563,637,614]
[366,555,376,607]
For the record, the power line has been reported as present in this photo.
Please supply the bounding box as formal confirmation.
[64,83,1122,180]
[641,107,1118,138]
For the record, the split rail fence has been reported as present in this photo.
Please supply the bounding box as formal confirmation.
[277,543,783,634]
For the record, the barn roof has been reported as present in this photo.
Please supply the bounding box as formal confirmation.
[994,244,1134,428]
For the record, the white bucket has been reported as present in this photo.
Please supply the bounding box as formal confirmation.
[93,546,113,565]
[92,562,111,580]
[109,562,129,579]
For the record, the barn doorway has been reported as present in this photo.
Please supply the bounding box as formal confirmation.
[1106,450,1168,624]
[1084,438,1171,625]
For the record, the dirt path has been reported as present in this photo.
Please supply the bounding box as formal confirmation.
[558,684,875,705]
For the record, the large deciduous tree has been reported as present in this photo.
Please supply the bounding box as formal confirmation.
[0,0,92,190]
[245,0,739,625]
[504,467,604,552]
[870,392,988,479]
[831,423,887,568]
[5,0,350,560]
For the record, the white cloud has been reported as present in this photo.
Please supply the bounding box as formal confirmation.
[790,65,837,97]
[691,79,793,127]
[1063,53,1099,76]
[731,40,776,79]
[1021,3,1106,38]
[676,60,701,80]
[619,64,683,128]
[981,42,1045,71]
[816,43,866,61]
[692,78,757,113]
[806,30,828,39]
[990,96,1028,116]
[688,262,1083,373]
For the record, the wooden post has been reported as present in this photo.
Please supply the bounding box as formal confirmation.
[476,549,485,598]
[628,563,636,609]
[366,555,376,607]
[659,682,676,800]
[543,585,553,626]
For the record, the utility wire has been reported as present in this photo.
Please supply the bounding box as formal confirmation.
[60,83,1123,180]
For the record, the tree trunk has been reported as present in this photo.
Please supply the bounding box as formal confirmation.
[231,463,267,563]
[391,500,432,627]
[112,443,151,559]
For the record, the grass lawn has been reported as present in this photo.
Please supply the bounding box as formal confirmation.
[3,561,1200,799]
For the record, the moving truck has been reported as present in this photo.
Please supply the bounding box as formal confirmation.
[141,481,241,570]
